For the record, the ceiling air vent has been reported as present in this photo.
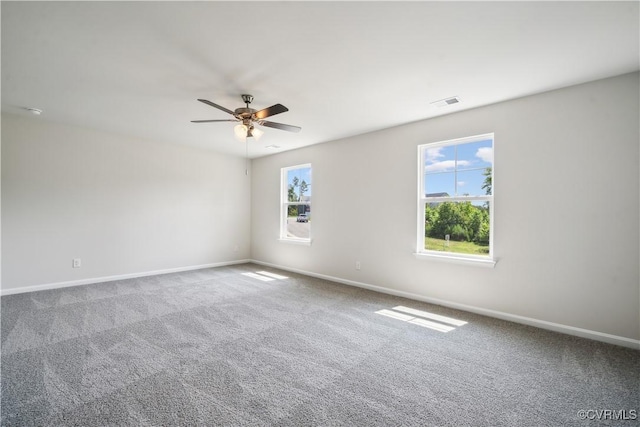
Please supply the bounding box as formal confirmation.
[431,96,461,108]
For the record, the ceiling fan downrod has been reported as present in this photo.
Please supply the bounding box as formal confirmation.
[241,94,254,107]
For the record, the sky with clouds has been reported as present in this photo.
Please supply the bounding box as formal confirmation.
[424,138,493,197]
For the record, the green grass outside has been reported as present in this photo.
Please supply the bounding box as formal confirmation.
[425,237,489,255]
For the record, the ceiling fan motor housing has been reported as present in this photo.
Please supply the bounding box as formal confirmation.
[237,94,256,121]
[234,107,256,119]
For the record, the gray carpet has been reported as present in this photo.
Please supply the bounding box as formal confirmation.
[1,263,638,426]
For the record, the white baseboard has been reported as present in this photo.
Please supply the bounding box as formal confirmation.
[250,259,640,350]
[0,259,251,296]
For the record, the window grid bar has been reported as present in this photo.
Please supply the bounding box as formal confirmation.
[422,196,491,203]
[454,144,458,196]
[425,166,489,176]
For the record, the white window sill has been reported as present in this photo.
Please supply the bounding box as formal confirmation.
[413,252,496,268]
[278,238,312,246]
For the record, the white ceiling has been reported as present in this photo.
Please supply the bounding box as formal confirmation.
[2,1,638,158]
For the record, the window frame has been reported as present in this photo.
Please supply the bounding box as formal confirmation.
[416,133,495,266]
[280,163,312,245]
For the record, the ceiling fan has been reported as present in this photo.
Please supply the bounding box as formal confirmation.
[191,94,301,140]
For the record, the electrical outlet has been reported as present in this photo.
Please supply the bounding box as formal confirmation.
[72,258,81,268]
[355,261,361,271]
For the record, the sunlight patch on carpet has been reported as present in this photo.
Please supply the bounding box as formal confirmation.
[242,272,275,282]
[375,306,467,333]
[241,271,289,282]
[256,271,289,280]
[392,306,467,327]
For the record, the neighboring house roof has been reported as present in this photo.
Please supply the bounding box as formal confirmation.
[425,192,449,198]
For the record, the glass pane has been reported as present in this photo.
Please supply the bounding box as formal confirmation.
[456,139,493,171]
[456,168,491,196]
[424,201,490,256]
[287,167,312,202]
[286,205,310,239]
[424,172,455,197]
[424,145,455,173]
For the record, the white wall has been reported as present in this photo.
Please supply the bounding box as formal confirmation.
[2,114,251,291]
[251,72,640,343]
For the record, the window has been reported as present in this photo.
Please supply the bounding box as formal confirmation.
[280,164,312,243]
[417,134,494,264]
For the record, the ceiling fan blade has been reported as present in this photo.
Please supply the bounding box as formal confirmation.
[254,103,288,120]
[191,119,238,123]
[258,120,301,133]
[197,99,236,116]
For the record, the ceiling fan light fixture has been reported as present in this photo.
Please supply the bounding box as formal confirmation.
[249,126,264,141]
[234,124,248,140]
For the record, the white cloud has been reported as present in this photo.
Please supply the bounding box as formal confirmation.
[476,147,493,164]
[425,159,471,173]
[425,147,444,164]
[457,181,465,187]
